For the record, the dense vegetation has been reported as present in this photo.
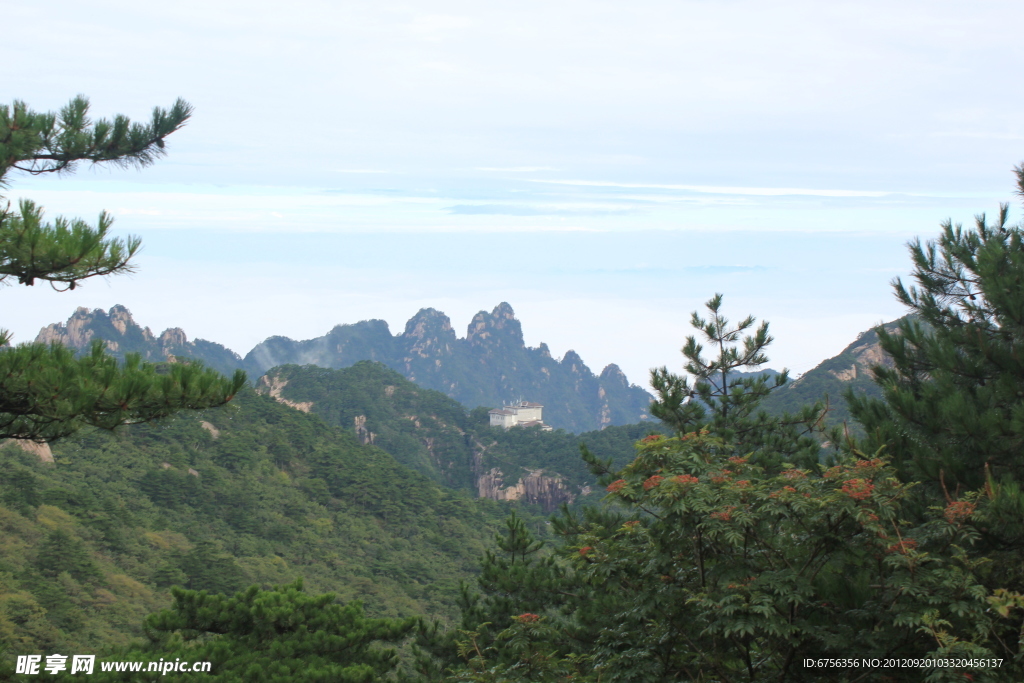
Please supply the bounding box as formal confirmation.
[0,388,516,661]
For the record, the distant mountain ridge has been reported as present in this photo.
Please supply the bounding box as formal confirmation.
[35,305,244,378]
[760,318,904,425]
[244,303,653,433]
[34,303,654,433]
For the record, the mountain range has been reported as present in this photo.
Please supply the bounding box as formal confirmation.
[35,303,654,433]
[2,301,932,665]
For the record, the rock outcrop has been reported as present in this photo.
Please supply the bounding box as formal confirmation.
[476,467,576,512]
[35,305,243,378]
[256,374,313,413]
[2,439,54,463]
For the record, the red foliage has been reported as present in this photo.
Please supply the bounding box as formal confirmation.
[841,478,874,501]
[673,474,699,485]
[641,434,663,443]
[886,538,918,555]
[823,466,844,479]
[710,506,735,522]
[944,500,976,524]
[516,613,541,623]
[606,479,627,493]
[710,470,733,484]
[643,475,665,490]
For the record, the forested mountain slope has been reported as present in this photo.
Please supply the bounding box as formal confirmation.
[246,303,654,433]
[760,318,902,426]
[0,388,513,654]
[258,362,662,512]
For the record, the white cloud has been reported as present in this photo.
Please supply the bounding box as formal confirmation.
[528,179,893,198]
[330,169,392,174]
[476,167,559,172]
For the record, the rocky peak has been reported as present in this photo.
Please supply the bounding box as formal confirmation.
[35,305,157,348]
[109,305,138,336]
[826,323,900,382]
[403,308,456,342]
[35,306,95,348]
[159,328,189,348]
[33,305,245,378]
[561,350,589,374]
[466,302,524,347]
[402,308,457,359]
[600,363,629,387]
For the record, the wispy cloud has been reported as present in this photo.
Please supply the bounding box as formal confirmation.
[476,166,559,172]
[330,169,391,174]
[928,131,1024,141]
[446,204,634,216]
[528,179,892,198]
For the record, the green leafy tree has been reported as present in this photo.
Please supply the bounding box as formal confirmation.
[649,294,826,470]
[570,433,1015,681]
[89,580,415,682]
[443,433,1018,682]
[0,96,244,442]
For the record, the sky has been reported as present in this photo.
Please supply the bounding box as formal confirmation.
[3,1,1023,389]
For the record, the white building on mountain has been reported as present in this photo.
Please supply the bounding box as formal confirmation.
[488,401,552,431]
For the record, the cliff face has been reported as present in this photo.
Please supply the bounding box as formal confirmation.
[35,306,243,378]
[476,467,575,513]
[244,303,654,433]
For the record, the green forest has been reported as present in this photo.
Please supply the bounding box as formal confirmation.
[3,96,1024,681]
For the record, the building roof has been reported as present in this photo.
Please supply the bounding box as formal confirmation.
[489,409,516,415]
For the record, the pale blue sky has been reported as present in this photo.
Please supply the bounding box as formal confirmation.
[3,1,1023,387]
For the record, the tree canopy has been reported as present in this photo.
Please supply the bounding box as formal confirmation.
[0,96,243,441]
[75,580,415,682]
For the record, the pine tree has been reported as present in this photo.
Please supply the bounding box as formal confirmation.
[0,96,244,442]
[649,294,826,469]
[848,168,1024,512]
[96,580,414,682]
[843,168,1024,625]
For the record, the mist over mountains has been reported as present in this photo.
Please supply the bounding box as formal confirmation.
[35,303,654,433]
